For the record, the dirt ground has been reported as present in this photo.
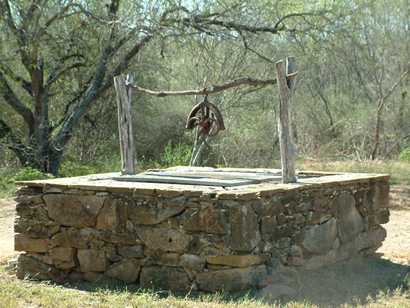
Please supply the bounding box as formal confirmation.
[0,199,16,262]
[0,197,409,306]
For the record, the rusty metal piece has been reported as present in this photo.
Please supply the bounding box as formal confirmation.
[185,96,225,137]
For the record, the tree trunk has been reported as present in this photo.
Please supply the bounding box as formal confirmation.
[371,99,384,160]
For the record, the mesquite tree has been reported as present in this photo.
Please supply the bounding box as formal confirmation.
[0,0,329,174]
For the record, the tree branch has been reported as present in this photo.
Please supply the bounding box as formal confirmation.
[164,11,324,35]
[46,62,86,87]
[0,71,34,133]
[52,0,122,151]
[0,61,32,95]
[0,117,31,165]
[128,77,277,97]
[378,65,409,111]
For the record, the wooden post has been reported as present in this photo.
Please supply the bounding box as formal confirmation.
[114,74,136,175]
[275,57,297,183]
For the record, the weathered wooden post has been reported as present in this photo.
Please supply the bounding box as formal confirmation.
[276,57,297,183]
[114,74,136,175]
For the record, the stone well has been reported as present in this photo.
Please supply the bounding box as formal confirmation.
[14,167,390,292]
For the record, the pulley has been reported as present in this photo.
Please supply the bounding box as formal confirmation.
[185,96,225,137]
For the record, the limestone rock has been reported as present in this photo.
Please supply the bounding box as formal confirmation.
[118,245,144,258]
[15,217,59,238]
[15,234,48,253]
[375,208,390,224]
[261,216,277,240]
[129,203,185,225]
[206,255,265,268]
[145,252,181,267]
[43,187,64,193]
[287,245,304,266]
[49,247,75,269]
[230,206,260,252]
[180,254,205,271]
[140,266,191,291]
[137,227,191,252]
[302,218,337,254]
[77,249,107,272]
[50,227,100,249]
[196,265,267,292]
[183,206,227,234]
[96,199,126,231]
[17,254,62,281]
[336,192,364,243]
[355,226,387,251]
[105,259,141,283]
[44,194,105,228]
[371,182,389,211]
[14,194,43,206]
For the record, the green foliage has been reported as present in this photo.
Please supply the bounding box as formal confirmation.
[0,167,53,198]
[60,155,123,177]
[12,167,53,182]
[399,148,410,162]
[160,142,192,167]
[60,161,101,177]
[0,169,15,198]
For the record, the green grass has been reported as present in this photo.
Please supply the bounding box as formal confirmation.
[0,169,18,199]
[0,263,274,308]
[0,262,409,308]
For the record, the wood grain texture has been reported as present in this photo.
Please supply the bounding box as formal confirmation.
[114,74,136,175]
[276,58,297,183]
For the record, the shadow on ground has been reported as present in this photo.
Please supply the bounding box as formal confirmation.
[4,255,407,307]
[266,256,410,307]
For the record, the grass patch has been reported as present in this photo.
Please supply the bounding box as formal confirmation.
[0,261,408,308]
[298,160,410,185]
[0,169,17,199]
[0,263,272,308]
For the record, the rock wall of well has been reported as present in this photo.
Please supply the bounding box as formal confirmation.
[14,179,390,292]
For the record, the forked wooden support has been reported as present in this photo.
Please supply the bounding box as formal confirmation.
[276,57,297,183]
[113,57,298,182]
[114,74,136,175]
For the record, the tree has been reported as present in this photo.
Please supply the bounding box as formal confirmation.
[0,0,329,174]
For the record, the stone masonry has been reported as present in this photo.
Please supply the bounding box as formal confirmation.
[14,170,390,292]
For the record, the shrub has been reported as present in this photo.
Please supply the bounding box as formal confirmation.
[13,167,53,181]
[399,148,410,161]
[60,161,100,177]
[160,142,192,167]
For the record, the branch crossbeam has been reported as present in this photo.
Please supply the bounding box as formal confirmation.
[127,77,278,97]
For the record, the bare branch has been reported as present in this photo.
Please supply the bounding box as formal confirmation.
[46,62,86,87]
[379,65,409,110]
[164,11,326,36]
[0,61,32,95]
[239,33,276,64]
[0,117,32,165]
[99,34,154,95]
[0,71,34,132]
[128,77,277,97]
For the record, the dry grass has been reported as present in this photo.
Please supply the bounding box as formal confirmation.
[0,259,408,308]
[298,160,410,185]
